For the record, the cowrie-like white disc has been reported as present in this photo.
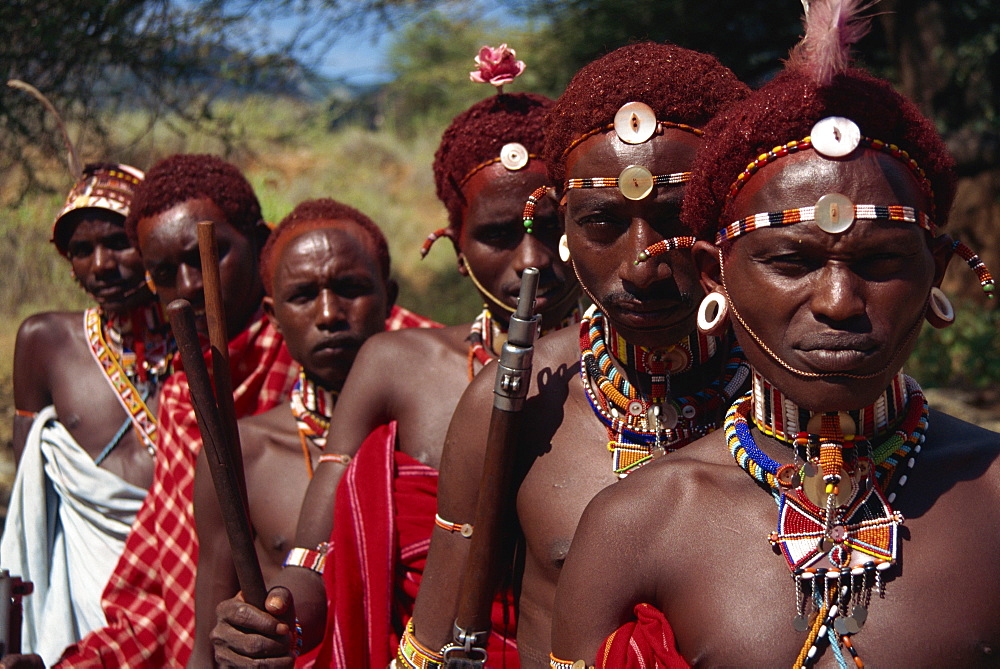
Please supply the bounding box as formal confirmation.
[618,165,654,200]
[814,193,855,234]
[614,102,657,144]
[500,142,529,171]
[558,234,571,262]
[811,116,861,158]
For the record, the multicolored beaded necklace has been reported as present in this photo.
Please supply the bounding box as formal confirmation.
[289,370,338,478]
[467,305,584,380]
[725,370,929,668]
[579,305,750,477]
[85,304,174,459]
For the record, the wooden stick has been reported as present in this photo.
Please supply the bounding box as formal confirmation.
[196,221,244,488]
[167,299,267,608]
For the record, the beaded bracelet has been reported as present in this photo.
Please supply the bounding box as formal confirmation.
[283,542,330,574]
[289,616,303,659]
[397,619,444,669]
[434,513,474,538]
[549,652,591,669]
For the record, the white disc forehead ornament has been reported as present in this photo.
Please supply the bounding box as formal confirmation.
[500,142,529,171]
[814,193,855,234]
[614,102,657,144]
[618,165,654,200]
[811,116,861,158]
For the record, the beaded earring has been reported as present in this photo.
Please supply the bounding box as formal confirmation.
[697,290,729,336]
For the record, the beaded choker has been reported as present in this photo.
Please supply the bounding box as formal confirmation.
[289,370,338,453]
[86,305,174,458]
[579,306,749,477]
[725,372,929,667]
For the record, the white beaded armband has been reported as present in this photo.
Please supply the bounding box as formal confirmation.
[283,542,330,574]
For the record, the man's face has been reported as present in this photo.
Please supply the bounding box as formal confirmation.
[264,223,392,390]
[721,149,941,411]
[137,197,263,338]
[563,128,704,347]
[65,210,152,312]
[457,162,578,328]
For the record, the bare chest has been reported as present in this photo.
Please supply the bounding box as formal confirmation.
[658,476,1000,668]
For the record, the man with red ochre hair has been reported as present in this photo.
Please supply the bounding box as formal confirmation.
[25,157,434,669]
[210,87,581,667]
[550,2,1000,667]
[188,198,435,665]
[407,43,751,668]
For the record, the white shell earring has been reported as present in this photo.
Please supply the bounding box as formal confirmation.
[926,286,955,328]
[558,234,571,262]
[697,290,729,335]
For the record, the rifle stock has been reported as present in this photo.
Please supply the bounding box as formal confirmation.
[446,268,540,666]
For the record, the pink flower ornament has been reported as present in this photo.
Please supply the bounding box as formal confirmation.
[470,44,526,92]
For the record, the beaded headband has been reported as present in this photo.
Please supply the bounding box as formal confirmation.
[725,132,934,215]
[421,144,540,256]
[564,167,691,202]
[718,115,995,297]
[561,118,704,160]
[716,201,935,245]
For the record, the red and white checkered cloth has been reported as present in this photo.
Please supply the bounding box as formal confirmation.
[385,305,443,331]
[55,306,437,668]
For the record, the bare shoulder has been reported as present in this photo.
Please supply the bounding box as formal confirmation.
[922,408,1000,479]
[357,323,470,363]
[238,404,296,462]
[16,311,85,353]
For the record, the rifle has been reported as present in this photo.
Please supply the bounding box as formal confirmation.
[444,267,540,668]
[0,570,32,657]
[163,219,266,608]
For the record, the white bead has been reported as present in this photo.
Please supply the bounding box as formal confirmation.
[899,474,908,486]
[876,561,892,571]
[887,492,896,503]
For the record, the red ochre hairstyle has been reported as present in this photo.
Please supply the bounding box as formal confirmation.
[260,198,390,296]
[433,92,552,233]
[682,3,957,239]
[124,153,263,248]
[543,42,750,185]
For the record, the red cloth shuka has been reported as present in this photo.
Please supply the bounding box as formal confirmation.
[55,307,435,668]
[596,604,689,669]
[306,422,518,668]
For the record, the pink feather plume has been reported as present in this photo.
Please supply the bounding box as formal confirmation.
[787,0,874,86]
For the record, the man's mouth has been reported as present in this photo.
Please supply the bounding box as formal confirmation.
[793,334,878,373]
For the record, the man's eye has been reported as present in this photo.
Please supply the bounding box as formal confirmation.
[67,243,93,258]
[104,236,132,251]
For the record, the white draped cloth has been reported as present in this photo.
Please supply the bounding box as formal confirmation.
[0,406,147,664]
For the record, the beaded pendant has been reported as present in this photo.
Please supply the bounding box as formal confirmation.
[725,375,929,666]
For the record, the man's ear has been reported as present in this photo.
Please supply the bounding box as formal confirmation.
[693,240,723,295]
[384,278,399,320]
[930,234,955,287]
[261,295,281,334]
[456,253,469,277]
